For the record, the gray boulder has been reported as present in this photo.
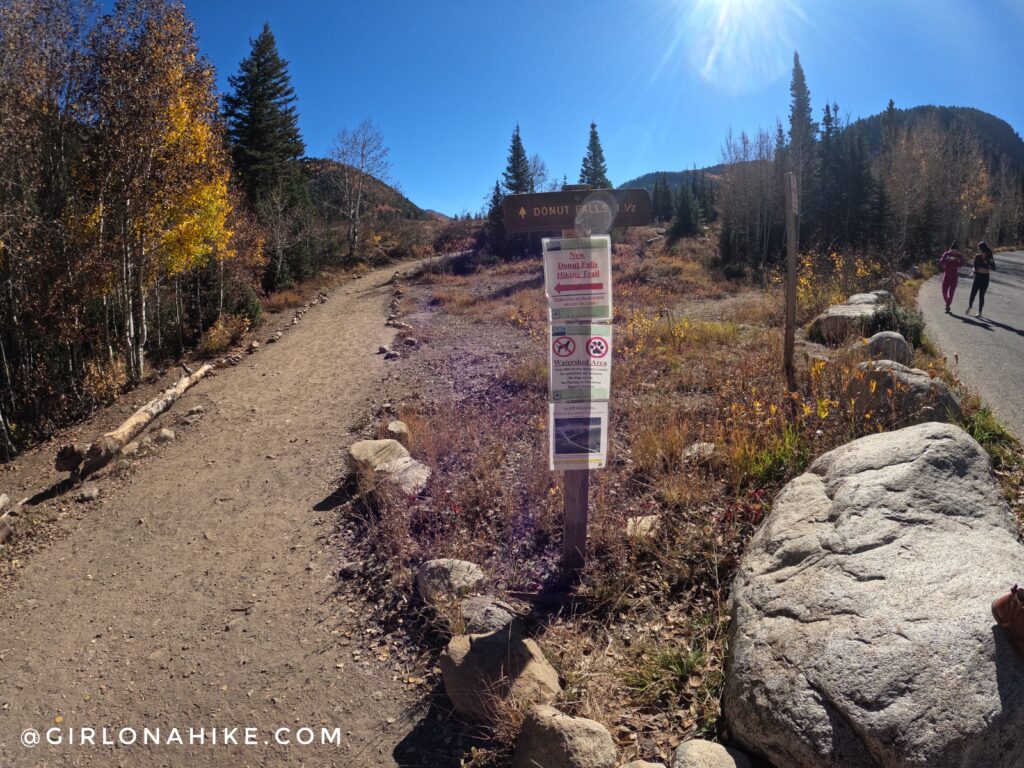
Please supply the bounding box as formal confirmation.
[809,303,877,345]
[671,740,751,768]
[441,632,560,724]
[417,558,486,604]
[725,422,1024,768]
[512,705,616,768]
[460,595,518,634]
[349,438,430,495]
[847,292,883,305]
[849,330,913,366]
[848,360,961,423]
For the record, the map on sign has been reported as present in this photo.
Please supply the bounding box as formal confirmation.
[549,401,608,471]
[542,236,612,321]
[549,324,612,402]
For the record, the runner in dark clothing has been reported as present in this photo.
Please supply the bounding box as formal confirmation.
[966,242,996,320]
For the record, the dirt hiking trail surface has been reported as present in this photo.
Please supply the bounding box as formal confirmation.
[0,265,423,767]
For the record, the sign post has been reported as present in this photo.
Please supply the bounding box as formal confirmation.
[784,172,799,394]
[504,185,651,584]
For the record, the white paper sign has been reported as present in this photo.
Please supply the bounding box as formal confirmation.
[549,401,608,470]
[542,236,613,321]
[549,323,612,402]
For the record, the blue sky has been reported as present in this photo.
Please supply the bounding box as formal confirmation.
[184,0,1024,216]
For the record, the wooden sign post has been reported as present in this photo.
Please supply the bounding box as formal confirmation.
[504,184,651,585]
[783,172,799,393]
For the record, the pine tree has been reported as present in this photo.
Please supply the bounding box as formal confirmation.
[222,23,305,206]
[667,186,701,244]
[787,52,817,240]
[579,122,611,188]
[485,180,506,253]
[503,125,531,194]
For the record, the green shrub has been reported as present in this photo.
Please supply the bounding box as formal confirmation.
[959,406,1019,467]
[866,303,925,347]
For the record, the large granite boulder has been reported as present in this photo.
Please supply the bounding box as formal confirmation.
[349,438,430,495]
[441,630,561,724]
[809,303,878,345]
[725,422,1024,768]
[848,360,961,424]
[849,331,914,366]
[512,705,617,768]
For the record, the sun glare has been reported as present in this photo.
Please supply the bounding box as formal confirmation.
[670,0,807,94]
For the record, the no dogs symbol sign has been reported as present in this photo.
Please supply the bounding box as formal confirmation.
[548,324,612,402]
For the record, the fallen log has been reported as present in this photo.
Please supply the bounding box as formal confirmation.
[56,364,213,478]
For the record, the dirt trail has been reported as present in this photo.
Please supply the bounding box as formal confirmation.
[0,265,419,767]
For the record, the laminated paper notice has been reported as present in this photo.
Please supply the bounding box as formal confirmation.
[549,401,608,471]
[542,236,612,321]
[549,323,612,402]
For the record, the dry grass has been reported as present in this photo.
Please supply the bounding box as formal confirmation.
[263,289,306,313]
[352,236,1024,763]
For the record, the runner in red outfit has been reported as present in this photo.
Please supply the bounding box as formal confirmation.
[939,240,965,313]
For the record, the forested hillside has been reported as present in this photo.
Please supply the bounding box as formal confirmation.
[0,1,426,458]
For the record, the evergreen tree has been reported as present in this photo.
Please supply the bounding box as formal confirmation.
[579,122,611,188]
[787,52,817,241]
[222,23,305,206]
[503,125,532,194]
[484,180,506,253]
[667,186,701,243]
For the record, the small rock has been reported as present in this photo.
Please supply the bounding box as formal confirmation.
[417,558,486,604]
[442,635,561,725]
[120,441,140,457]
[338,561,361,580]
[0,492,9,512]
[512,705,617,768]
[386,420,409,443]
[248,341,259,353]
[622,762,667,768]
[185,406,204,417]
[266,336,278,344]
[460,596,518,634]
[115,459,131,473]
[0,519,13,544]
[78,483,100,502]
[377,346,389,355]
[671,740,751,768]
[139,436,153,449]
[383,351,400,360]
[626,514,660,539]
[683,441,716,463]
[154,428,176,444]
[403,337,418,347]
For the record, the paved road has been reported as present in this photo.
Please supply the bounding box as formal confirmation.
[919,250,1024,438]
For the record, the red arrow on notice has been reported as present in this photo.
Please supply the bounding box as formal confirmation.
[555,282,603,294]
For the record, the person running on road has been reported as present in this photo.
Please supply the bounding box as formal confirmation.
[939,240,966,313]
[966,242,996,320]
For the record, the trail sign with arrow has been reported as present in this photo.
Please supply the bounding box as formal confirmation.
[542,236,612,321]
[503,188,651,234]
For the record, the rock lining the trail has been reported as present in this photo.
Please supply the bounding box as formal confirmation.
[671,739,751,768]
[849,330,914,366]
[349,438,430,495]
[416,558,486,604]
[848,359,961,423]
[511,705,617,768]
[441,631,561,724]
[725,422,1024,768]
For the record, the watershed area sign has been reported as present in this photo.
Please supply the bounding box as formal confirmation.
[543,236,612,321]
[503,188,651,234]
[549,324,612,401]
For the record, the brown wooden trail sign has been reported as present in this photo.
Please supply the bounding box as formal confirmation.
[503,188,651,234]
[501,190,650,587]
